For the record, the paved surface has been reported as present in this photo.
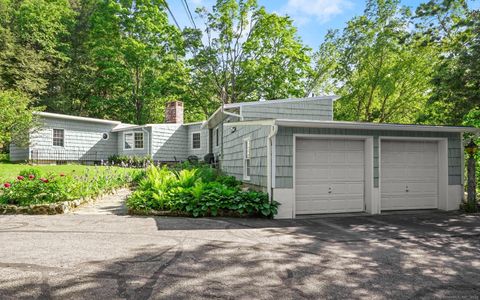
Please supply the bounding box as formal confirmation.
[73,188,131,215]
[0,211,479,299]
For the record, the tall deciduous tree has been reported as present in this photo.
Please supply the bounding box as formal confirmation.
[185,0,312,116]
[414,0,479,125]
[86,0,186,124]
[312,0,435,123]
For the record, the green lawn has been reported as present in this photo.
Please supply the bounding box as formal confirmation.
[0,162,136,182]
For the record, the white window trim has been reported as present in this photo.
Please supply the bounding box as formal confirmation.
[243,137,251,181]
[191,131,201,150]
[123,131,144,150]
[52,128,65,148]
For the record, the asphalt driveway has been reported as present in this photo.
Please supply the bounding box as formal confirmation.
[0,211,479,299]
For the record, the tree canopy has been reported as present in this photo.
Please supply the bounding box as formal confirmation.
[0,0,479,148]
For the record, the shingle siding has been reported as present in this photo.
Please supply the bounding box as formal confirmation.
[221,125,270,189]
[150,124,188,161]
[9,144,29,161]
[275,127,462,188]
[26,117,118,161]
[241,99,333,121]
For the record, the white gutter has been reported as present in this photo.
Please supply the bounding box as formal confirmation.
[266,125,278,203]
[224,119,478,133]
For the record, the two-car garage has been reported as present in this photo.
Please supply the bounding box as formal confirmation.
[294,136,444,215]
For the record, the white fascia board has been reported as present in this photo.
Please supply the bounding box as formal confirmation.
[274,119,479,133]
[223,96,338,109]
[35,112,121,125]
[224,119,478,133]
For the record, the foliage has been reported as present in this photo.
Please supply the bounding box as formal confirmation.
[0,166,141,206]
[414,1,479,125]
[107,154,153,168]
[312,0,435,123]
[127,165,277,218]
[184,0,312,117]
[0,90,40,147]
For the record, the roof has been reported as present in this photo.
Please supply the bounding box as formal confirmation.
[223,95,338,109]
[223,119,479,133]
[35,112,121,125]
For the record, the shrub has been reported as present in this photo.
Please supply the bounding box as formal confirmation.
[108,154,152,168]
[0,167,140,206]
[127,165,278,218]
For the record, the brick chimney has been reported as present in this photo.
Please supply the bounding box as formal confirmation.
[165,101,184,124]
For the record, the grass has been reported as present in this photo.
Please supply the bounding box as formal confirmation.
[0,162,136,182]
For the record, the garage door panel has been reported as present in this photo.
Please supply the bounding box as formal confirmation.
[296,138,365,215]
[381,140,438,211]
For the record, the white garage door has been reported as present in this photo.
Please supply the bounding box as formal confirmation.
[295,138,365,214]
[381,140,439,210]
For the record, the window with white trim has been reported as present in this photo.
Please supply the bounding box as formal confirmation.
[124,132,144,150]
[53,129,64,147]
[124,133,134,149]
[192,132,201,149]
[243,138,251,180]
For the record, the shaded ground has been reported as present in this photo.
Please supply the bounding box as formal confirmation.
[73,188,131,215]
[0,211,479,299]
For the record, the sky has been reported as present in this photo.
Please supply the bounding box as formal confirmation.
[168,0,479,50]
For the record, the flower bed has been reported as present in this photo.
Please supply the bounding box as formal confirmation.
[127,164,279,218]
[0,167,142,211]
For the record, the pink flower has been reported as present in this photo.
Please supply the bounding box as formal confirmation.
[17,176,24,181]
[28,175,35,180]
[39,178,49,183]
[3,183,11,188]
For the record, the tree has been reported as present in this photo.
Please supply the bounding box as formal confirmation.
[414,1,479,125]
[312,0,435,123]
[84,0,186,124]
[185,0,312,117]
[0,90,39,148]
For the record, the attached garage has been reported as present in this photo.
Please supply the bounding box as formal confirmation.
[295,137,369,214]
[380,139,440,211]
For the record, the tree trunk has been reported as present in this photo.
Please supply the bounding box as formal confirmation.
[467,155,477,211]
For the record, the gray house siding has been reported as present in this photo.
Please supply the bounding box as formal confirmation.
[28,117,118,161]
[9,144,29,161]
[151,124,188,162]
[187,123,209,159]
[241,99,333,121]
[117,128,151,157]
[275,127,462,189]
[222,125,270,189]
[212,124,223,157]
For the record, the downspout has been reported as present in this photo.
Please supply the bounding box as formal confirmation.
[267,124,278,203]
[141,127,151,158]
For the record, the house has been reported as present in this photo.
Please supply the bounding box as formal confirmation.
[10,97,478,219]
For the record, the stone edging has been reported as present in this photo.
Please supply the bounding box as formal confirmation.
[0,188,126,215]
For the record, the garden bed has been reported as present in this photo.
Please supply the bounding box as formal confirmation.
[0,166,141,213]
[127,163,279,218]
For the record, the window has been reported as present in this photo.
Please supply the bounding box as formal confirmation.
[134,132,144,149]
[53,129,64,147]
[215,128,219,147]
[124,132,144,150]
[243,138,251,180]
[192,132,201,149]
[124,133,134,149]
